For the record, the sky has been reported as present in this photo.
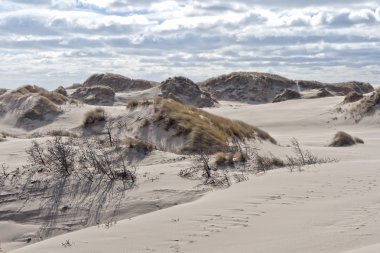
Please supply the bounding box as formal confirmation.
[0,0,379,89]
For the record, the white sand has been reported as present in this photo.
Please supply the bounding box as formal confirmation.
[1,96,380,253]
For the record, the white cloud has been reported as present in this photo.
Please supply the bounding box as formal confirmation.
[0,0,379,88]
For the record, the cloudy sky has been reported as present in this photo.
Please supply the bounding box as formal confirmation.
[0,0,379,88]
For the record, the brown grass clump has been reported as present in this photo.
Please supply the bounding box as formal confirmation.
[126,99,152,109]
[124,137,154,153]
[329,131,364,147]
[126,99,139,109]
[213,152,234,165]
[233,151,247,162]
[83,108,106,128]
[13,85,68,105]
[153,98,276,152]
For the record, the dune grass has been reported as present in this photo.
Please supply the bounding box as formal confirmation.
[124,137,154,153]
[153,98,276,153]
[83,108,106,128]
[329,131,364,147]
[15,85,68,105]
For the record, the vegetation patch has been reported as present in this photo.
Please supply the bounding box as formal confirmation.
[153,98,276,153]
[83,108,106,128]
[329,131,364,147]
[126,99,152,109]
[124,137,154,153]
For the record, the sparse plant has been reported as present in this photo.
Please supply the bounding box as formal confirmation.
[45,137,76,176]
[83,107,106,128]
[191,148,212,178]
[153,98,276,153]
[124,137,154,153]
[104,118,116,147]
[286,138,338,171]
[61,239,73,248]
[26,140,47,167]
[329,131,364,147]
[126,99,139,109]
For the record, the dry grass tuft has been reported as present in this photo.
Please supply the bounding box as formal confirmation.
[14,85,68,105]
[213,152,234,165]
[83,108,106,128]
[124,137,154,153]
[153,98,276,152]
[329,131,364,147]
[126,99,153,109]
[126,99,139,109]
[233,151,247,162]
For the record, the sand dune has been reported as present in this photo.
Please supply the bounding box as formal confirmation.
[1,91,379,253]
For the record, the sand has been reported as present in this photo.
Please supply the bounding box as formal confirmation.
[1,95,379,253]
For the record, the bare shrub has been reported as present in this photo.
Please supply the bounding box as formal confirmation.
[179,167,198,179]
[287,138,338,171]
[77,139,137,182]
[45,137,76,176]
[61,239,73,248]
[26,140,47,167]
[83,108,106,127]
[26,136,138,183]
[233,172,249,183]
[104,118,116,147]
[191,148,212,178]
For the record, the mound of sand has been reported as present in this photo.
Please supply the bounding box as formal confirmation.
[83,73,157,92]
[54,86,68,97]
[71,85,115,105]
[160,76,216,107]
[328,131,364,147]
[0,85,66,128]
[199,72,295,103]
[272,89,301,103]
[334,81,374,94]
[355,88,380,114]
[200,72,374,104]
[127,98,276,153]
[298,80,374,95]
[343,92,364,104]
[311,88,334,98]
[66,83,82,89]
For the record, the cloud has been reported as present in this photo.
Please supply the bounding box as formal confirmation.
[0,0,379,88]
